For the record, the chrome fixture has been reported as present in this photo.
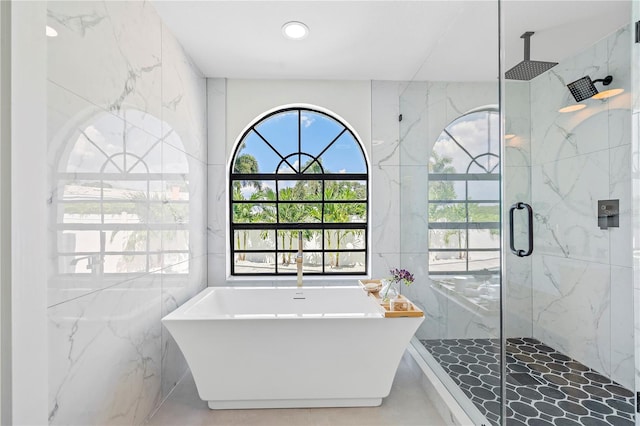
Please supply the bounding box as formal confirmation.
[70,254,104,275]
[505,32,558,81]
[567,75,613,102]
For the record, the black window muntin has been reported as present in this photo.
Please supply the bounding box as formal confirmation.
[229,107,369,276]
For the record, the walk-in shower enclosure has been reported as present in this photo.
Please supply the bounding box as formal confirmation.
[398,1,639,424]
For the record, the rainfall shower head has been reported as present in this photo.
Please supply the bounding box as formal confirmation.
[505,32,558,81]
[566,75,613,102]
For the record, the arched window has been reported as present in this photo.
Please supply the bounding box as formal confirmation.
[54,110,190,276]
[428,107,500,276]
[229,107,368,276]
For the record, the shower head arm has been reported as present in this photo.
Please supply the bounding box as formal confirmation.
[592,75,613,86]
[521,31,535,61]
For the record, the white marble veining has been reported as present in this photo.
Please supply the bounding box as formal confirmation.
[371,165,401,254]
[47,1,163,132]
[527,24,633,388]
[48,277,163,425]
[531,153,610,262]
[46,1,207,424]
[206,78,227,167]
[371,81,401,167]
[161,23,207,163]
[610,144,633,268]
[400,165,429,254]
[398,81,429,167]
[531,255,611,374]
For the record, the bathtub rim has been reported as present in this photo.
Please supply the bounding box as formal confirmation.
[161,285,387,321]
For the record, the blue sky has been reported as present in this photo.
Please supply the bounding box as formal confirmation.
[236,111,366,175]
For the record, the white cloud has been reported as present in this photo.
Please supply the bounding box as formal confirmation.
[300,114,315,128]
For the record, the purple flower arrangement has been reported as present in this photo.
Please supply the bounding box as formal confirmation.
[389,268,414,286]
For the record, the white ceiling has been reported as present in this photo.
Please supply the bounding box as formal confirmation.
[153,1,631,81]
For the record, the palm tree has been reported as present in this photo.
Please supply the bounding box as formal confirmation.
[322,183,365,268]
[232,187,254,261]
[428,152,467,258]
[277,187,308,264]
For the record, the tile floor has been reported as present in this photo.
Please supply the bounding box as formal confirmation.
[421,338,635,426]
[146,351,448,426]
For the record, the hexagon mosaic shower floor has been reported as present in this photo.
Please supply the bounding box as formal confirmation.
[421,338,634,426]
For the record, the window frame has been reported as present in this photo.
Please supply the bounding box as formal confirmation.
[229,106,369,276]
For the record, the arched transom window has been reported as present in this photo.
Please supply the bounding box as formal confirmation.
[229,107,369,276]
[428,107,500,276]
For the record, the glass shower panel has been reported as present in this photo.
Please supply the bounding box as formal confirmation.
[398,2,501,423]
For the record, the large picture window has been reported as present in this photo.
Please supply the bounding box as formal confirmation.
[229,107,368,276]
[428,107,500,275]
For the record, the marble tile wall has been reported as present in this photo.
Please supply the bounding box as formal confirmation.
[395,81,500,341]
[45,2,206,424]
[529,25,633,390]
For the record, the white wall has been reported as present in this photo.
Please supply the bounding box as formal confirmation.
[45,2,207,424]
[207,79,372,284]
[8,2,49,424]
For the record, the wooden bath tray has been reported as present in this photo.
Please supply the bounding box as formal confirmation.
[358,280,424,318]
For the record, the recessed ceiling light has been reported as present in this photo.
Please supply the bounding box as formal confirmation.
[282,21,309,40]
[591,88,624,100]
[558,104,586,113]
[46,25,58,37]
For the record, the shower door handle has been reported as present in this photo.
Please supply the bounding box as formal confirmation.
[509,202,534,257]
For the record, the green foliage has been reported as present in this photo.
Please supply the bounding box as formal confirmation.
[231,164,367,268]
[233,153,260,190]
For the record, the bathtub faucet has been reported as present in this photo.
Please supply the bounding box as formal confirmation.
[296,231,303,287]
[70,254,103,275]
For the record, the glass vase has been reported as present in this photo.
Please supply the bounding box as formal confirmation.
[380,279,399,301]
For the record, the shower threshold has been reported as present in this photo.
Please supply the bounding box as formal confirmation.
[420,337,634,426]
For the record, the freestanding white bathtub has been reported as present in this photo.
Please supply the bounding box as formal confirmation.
[162,286,423,409]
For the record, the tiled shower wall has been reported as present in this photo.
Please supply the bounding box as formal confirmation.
[528,25,633,390]
[45,2,207,424]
